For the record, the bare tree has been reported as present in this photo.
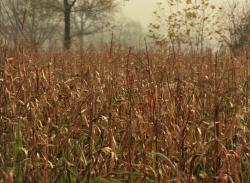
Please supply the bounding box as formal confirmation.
[216,0,250,53]
[63,0,77,49]
[0,0,60,46]
[72,0,117,48]
[46,0,118,49]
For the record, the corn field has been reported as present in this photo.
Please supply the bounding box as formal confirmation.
[0,44,250,182]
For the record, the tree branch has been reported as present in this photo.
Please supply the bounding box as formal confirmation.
[70,0,77,9]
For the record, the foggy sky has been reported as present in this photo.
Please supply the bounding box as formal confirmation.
[123,0,161,28]
[122,0,242,28]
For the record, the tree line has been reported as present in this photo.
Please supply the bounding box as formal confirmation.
[0,0,133,49]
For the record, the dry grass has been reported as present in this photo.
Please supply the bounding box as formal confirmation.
[0,44,250,183]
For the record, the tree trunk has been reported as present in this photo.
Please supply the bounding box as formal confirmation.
[80,11,84,49]
[64,0,71,49]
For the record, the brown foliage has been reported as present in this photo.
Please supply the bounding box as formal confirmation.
[0,44,250,182]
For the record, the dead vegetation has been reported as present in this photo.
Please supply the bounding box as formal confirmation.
[0,44,250,182]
